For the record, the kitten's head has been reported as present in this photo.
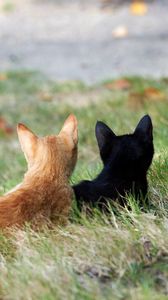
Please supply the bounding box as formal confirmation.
[95,115,154,177]
[17,114,78,178]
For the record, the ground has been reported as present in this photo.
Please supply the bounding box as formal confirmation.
[0,71,167,299]
[0,1,168,298]
[0,0,168,83]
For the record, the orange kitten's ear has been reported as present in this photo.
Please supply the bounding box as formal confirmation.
[17,123,38,161]
[59,114,78,145]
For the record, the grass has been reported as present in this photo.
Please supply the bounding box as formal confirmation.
[1,1,15,13]
[0,71,167,299]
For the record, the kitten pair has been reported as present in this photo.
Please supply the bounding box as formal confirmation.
[0,114,153,228]
[73,115,154,210]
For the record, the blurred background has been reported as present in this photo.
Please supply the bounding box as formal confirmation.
[0,3,168,299]
[0,0,168,83]
[0,0,167,180]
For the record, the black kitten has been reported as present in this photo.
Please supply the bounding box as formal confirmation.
[73,115,154,210]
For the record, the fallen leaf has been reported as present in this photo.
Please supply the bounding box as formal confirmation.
[144,87,165,100]
[39,91,53,102]
[128,87,165,110]
[112,26,128,38]
[105,79,131,90]
[0,117,14,135]
[0,73,7,81]
[130,1,148,15]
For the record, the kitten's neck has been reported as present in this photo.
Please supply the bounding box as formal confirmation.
[101,163,147,182]
[26,161,69,181]
[6,166,69,196]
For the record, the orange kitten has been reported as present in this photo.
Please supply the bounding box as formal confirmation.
[0,114,78,228]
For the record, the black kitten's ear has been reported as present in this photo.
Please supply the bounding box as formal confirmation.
[134,115,153,140]
[95,121,116,163]
[95,121,116,151]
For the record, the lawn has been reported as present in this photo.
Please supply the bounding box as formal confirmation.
[0,71,167,299]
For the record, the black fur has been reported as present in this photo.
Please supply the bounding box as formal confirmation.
[73,115,154,210]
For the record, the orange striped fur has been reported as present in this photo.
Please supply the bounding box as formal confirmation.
[0,114,78,228]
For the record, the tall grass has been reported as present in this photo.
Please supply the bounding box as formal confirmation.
[0,71,167,299]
